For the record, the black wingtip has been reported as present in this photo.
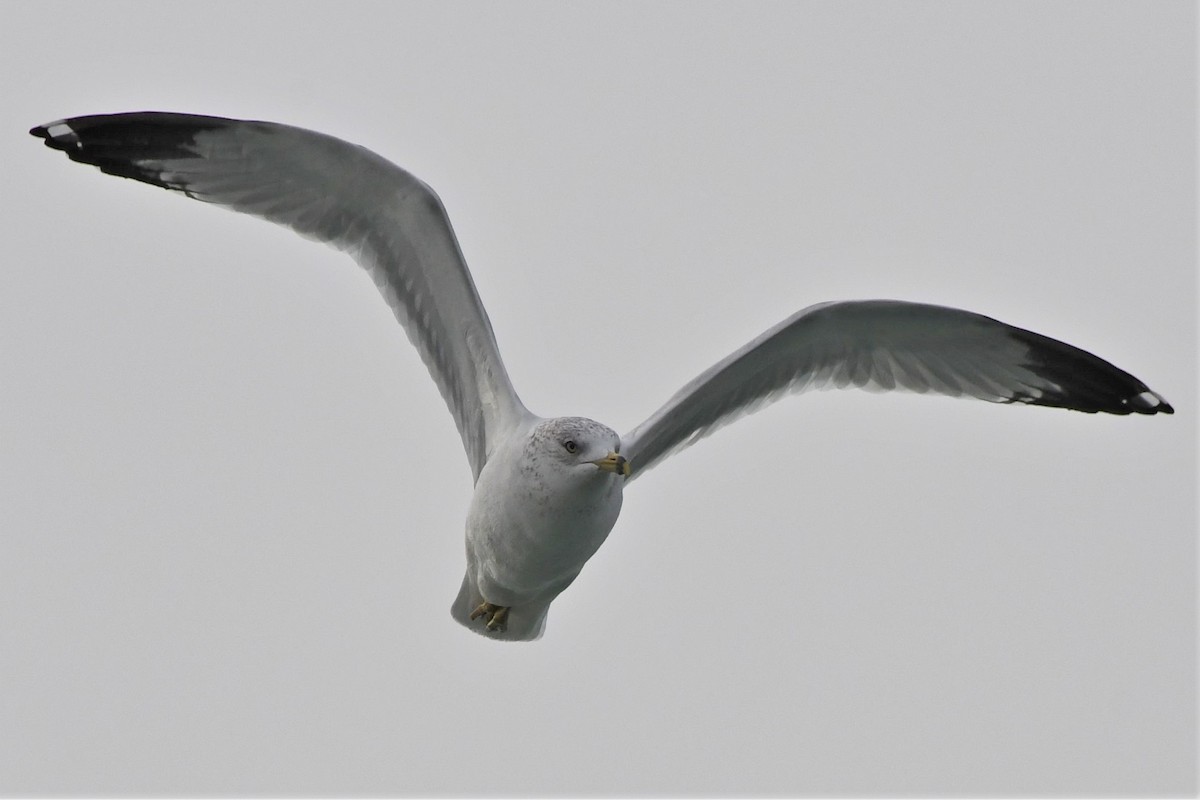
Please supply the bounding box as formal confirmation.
[27,113,240,188]
[29,119,82,155]
[1130,391,1174,415]
[1002,326,1176,417]
[29,122,59,146]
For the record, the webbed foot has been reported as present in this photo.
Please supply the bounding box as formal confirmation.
[469,601,510,632]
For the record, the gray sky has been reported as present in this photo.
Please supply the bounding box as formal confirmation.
[1,2,1194,795]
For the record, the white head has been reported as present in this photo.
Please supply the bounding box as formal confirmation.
[523,417,629,482]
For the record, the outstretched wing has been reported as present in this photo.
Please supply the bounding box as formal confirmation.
[621,300,1172,481]
[31,112,528,481]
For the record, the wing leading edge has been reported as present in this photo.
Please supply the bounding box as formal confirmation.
[32,112,528,481]
[621,300,1172,481]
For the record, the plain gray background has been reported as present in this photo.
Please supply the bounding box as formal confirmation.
[1,2,1194,795]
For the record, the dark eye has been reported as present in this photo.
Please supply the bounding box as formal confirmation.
[563,440,578,454]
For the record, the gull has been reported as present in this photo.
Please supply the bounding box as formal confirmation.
[31,112,1174,641]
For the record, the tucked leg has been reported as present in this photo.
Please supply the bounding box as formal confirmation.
[469,601,510,632]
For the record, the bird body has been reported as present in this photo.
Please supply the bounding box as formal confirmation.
[30,112,1173,641]
[453,417,626,640]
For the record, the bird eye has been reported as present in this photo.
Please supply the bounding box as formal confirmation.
[563,440,578,454]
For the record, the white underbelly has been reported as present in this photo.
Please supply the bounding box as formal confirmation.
[465,475,623,605]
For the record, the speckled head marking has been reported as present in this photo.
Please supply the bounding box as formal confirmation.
[530,417,619,450]
[522,417,625,476]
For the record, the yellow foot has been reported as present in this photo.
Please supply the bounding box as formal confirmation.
[469,601,510,632]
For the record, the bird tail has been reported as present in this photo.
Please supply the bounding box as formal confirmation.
[450,573,548,642]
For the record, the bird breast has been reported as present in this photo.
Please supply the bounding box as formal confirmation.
[465,452,624,598]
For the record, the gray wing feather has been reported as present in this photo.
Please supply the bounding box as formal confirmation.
[32,112,528,481]
[621,300,1172,482]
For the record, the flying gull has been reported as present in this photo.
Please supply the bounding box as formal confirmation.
[31,113,1174,641]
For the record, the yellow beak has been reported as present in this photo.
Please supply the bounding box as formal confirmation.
[591,451,631,477]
